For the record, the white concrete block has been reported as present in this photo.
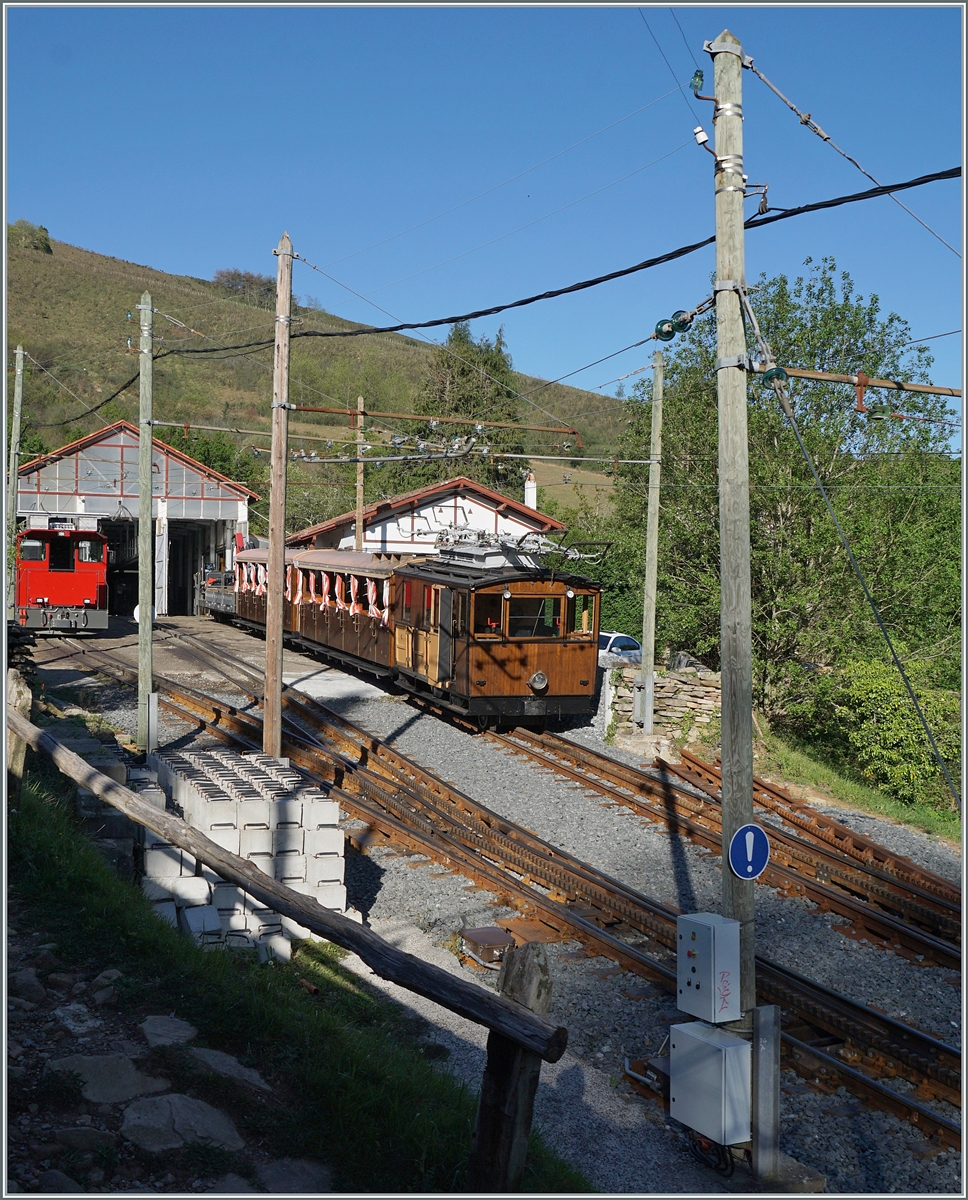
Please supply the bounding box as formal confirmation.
[142,878,174,902]
[273,856,307,885]
[307,854,345,886]
[240,826,272,857]
[238,799,270,828]
[260,933,292,962]
[225,931,256,952]
[219,912,251,934]
[246,853,274,876]
[199,864,223,885]
[281,915,313,940]
[273,827,304,856]
[144,845,183,879]
[305,827,344,858]
[305,799,341,828]
[205,826,241,855]
[270,798,302,828]
[169,878,213,908]
[212,881,247,910]
[202,798,238,827]
[179,904,223,940]
[152,900,178,927]
[308,882,346,911]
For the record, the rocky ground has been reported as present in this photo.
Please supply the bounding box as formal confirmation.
[6,917,330,1194]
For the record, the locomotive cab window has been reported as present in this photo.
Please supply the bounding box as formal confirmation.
[20,540,46,561]
[454,591,468,636]
[401,580,413,623]
[566,592,595,636]
[77,540,103,563]
[473,593,503,638]
[49,537,75,572]
[508,596,562,639]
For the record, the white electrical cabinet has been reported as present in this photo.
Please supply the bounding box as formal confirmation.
[670,1021,751,1146]
[676,912,741,1023]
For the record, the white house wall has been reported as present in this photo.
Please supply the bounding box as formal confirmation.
[333,493,549,553]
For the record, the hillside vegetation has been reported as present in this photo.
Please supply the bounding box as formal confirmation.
[6,235,622,521]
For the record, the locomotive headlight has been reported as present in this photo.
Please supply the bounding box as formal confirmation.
[83,599,91,605]
[566,588,575,598]
[503,589,512,600]
[528,671,549,693]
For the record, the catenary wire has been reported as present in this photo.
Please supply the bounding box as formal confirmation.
[750,63,960,258]
[322,85,684,270]
[668,8,700,69]
[289,168,960,341]
[637,8,701,122]
[740,289,961,809]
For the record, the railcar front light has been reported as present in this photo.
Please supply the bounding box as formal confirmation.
[528,671,549,693]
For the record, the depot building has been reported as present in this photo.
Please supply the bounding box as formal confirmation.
[15,420,259,617]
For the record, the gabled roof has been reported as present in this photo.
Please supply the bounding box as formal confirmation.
[286,475,564,546]
[18,419,261,500]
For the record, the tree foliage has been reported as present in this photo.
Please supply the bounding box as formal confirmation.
[569,258,960,805]
[8,220,52,254]
[213,268,276,310]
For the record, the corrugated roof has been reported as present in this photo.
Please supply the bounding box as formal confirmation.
[285,475,564,546]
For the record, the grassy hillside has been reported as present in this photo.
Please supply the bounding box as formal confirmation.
[6,239,624,484]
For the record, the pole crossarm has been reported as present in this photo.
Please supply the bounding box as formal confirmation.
[7,709,567,1062]
[750,362,961,399]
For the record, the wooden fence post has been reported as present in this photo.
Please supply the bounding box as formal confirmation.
[7,668,33,804]
[467,942,553,1192]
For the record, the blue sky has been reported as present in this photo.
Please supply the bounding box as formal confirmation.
[6,5,964,433]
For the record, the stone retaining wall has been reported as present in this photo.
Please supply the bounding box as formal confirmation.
[610,665,721,740]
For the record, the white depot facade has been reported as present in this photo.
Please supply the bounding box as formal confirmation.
[16,420,258,617]
[286,474,564,556]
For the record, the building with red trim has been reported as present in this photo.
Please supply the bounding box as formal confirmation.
[285,475,563,554]
[16,420,259,617]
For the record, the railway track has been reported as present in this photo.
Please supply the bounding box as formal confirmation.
[38,634,962,1148]
[486,728,961,968]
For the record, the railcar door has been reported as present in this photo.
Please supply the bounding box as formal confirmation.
[394,578,413,669]
[434,588,453,683]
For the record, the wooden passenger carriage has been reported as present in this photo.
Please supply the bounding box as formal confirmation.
[217,541,601,722]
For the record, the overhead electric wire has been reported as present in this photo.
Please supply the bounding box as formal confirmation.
[740,289,961,809]
[637,8,701,122]
[750,63,960,258]
[668,8,700,69]
[287,167,958,341]
[322,85,685,270]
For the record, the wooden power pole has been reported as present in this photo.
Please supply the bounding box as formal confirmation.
[355,395,365,552]
[137,293,154,751]
[7,344,24,612]
[264,232,294,757]
[638,350,663,734]
[711,29,755,1014]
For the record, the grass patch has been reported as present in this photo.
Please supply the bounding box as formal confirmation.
[757,726,961,843]
[8,767,592,1193]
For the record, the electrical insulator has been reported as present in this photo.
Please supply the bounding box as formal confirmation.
[689,69,704,94]
[655,319,676,342]
[671,310,693,334]
[867,401,890,420]
[693,126,709,147]
[762,366,788,385]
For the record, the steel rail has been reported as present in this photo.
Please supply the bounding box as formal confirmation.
[487,729,960,966]
[43,640,962,1140]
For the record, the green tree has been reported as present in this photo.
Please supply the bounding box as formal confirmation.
[8,220,53,254]
[570,258,960,800]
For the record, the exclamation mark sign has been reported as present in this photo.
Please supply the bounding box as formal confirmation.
[746,830,755,874]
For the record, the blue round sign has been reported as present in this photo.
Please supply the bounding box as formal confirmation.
[728,823,771,880]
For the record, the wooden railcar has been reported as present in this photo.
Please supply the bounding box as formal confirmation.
[209,542,601,723]
[14,524,110,632]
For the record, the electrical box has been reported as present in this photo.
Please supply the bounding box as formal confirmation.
[670,1021,750,1146]
[676,912,741,1023]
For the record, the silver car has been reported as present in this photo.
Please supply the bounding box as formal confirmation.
[598,631,643,666]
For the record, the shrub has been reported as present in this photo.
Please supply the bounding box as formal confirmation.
[792,658,961,809]
[8,220,53,254]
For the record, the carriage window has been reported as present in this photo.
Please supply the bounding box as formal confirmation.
[566,593,595,636]
[455,591,467,636]
[77,540,103,563]
[49,538,75,572]
[20,540,46,561]
[401,580,412,623]
[473,593,503,637]
[508,596,563,638]
[422,585,435,629]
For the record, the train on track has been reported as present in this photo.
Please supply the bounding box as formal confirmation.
[13,519,110,633]
[203,533,603,724]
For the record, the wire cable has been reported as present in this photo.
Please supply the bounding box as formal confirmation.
[668,8,700,69]
[740,290,961,809]
[21,352,117,429]
[637,8,700,122]
[750,63,960,258]
[289,167,960,341]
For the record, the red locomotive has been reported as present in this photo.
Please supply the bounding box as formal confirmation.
[14,520,110,633]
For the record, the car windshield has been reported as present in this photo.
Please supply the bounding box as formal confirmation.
[508,597,562,638]
[613,637,639,651]
[598,633,611,649]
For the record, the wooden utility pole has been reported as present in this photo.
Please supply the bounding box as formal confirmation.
[264,232,294,757]
[711,29,755,1014]
[7,344,24,612]
[137,293,154,751]
[355,394,365,552]
[638,350,663,733]
[468,942,552,1191]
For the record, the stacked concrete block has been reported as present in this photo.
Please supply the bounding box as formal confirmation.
[146,748,348,961]
[66,735,138,879]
